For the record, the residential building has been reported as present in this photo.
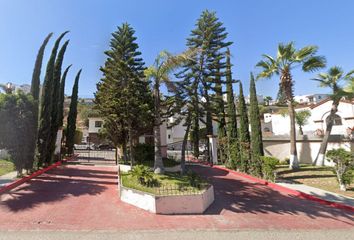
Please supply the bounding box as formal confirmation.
[294,94,329,105]
[266,98,354,137]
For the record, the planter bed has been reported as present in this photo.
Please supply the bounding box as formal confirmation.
[118,164,214,214]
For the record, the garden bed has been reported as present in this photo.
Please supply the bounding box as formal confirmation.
[276,164,354,198]
[119,168,214,214]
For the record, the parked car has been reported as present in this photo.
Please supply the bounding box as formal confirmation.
[74,143,95,150]
[97,144,114,150]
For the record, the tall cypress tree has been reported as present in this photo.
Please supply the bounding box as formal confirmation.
[58,65,72,127]
[181,10,232,162]
[214,64,227,163]
[238,82,251,173]
[30,33,53,101]
[225,48,239,168]
[47,40,69,164]
[37,31,68,167]
[66,69,82,154]
[28,32,53,171]
[249,72,264,176]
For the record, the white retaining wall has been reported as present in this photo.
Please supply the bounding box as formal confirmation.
[263,136,354,165]
[120,185,214,214]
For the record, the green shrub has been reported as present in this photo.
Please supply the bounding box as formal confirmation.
[130,164,158,187]
[326,148,354,191]
[186,169,202,187]
[133,143,154,164]
[261,156,279,182]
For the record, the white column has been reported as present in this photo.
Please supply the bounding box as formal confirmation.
[208,135,218,164]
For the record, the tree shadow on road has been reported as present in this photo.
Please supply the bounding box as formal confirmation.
[190,165,354,227]
[0,166,116,212]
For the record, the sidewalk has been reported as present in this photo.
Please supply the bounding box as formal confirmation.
[0,171,17,187]
[276,182,354,207]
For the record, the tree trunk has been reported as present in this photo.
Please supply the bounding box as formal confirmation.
[115,146,118,165]
[315,101,339,166]
[181,118,191,175]
[288,100,299,169]
[299,125,304,135]
[153,79,164,173]
[122,141,128,163]
[128,125,134,168]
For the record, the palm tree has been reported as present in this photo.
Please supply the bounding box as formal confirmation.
[264,96,273,106]
[312,66,354,166]
[256,42,326,169]
[295,110,311,135]
[145,50,195,173]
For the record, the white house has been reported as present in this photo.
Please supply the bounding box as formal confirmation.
[294,94,329,105]
[268,98,354,137]
[87,116,168,157]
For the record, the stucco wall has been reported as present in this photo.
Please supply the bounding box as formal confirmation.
[263,136,354,165]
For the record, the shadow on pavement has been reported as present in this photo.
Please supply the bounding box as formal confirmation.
[190,165,354,226]
[0,166,115,212]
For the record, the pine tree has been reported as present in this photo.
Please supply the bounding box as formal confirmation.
[47,40,69,164]
[28,32,53,171]
[225,48,239,168]
[249,72,264,176]
[95,23,153,167]
[214,64,227,163]
[237,82,251,172]
[66,69,82,154]
[37,31,68,167]
[182,10,232,162]
[58,65,72,127]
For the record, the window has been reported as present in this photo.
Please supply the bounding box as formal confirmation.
[168,134,171,139]
[264,127,271,132]
[95,121,102,128]
[326,114,342,126]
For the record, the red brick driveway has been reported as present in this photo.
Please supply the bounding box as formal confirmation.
[0,163,353,231]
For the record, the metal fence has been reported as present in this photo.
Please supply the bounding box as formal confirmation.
[74,150,117,165]
[150,182,209,196]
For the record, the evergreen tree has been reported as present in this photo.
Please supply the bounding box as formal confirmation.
[249,72,264,176]
[47,40,69,164]
[29,32,53,171]
[225,48,239,167]
[182,10,232,162]
[237,82,251,172]
[30,33,53,101]
[58,65,72,127]
[66,69,82,154]
[95,23,153,167]
[213,64,227,163]
[0,92,35,176]
[37,31,68,167]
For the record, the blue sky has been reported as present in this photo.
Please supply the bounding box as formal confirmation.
[1,0,354,98]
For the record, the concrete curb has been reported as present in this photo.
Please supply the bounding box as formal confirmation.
[0,154,78,195]
[190,160,354,213]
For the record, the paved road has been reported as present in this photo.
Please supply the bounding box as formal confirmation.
[0,163,353,232]
[1,229,354,240]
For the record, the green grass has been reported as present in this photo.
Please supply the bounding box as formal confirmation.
[0,159,15,176]
[276,164,354,198]
[120,171,208,196]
